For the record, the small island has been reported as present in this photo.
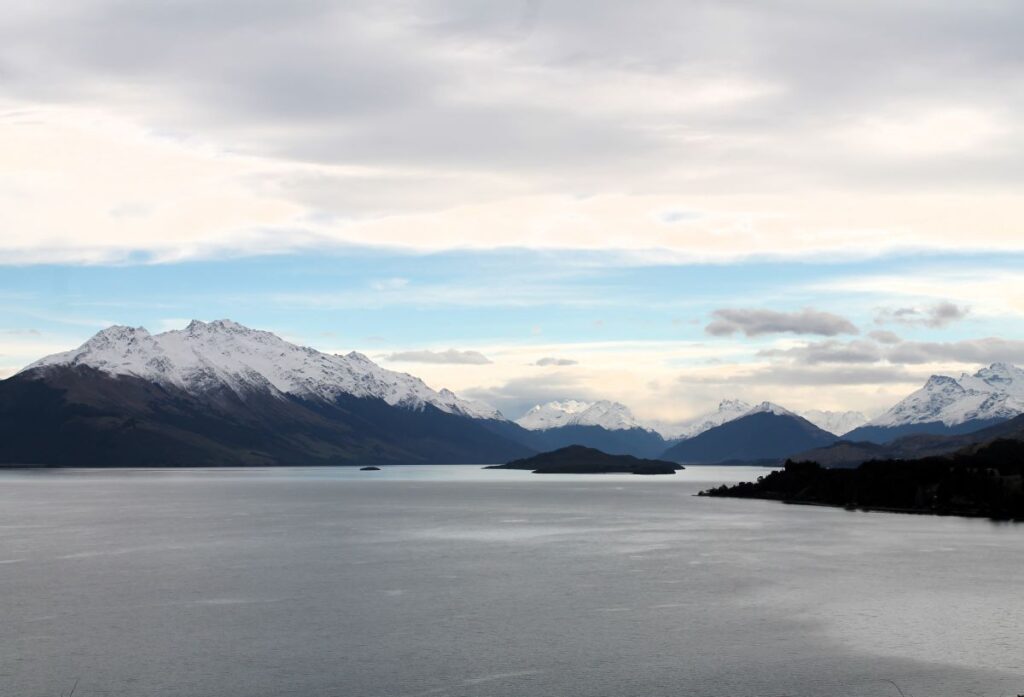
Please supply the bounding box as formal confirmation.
[359,466,381,471]
[699,438,1024,520]
[487,445,684,475]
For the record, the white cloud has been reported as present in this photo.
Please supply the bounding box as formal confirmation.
[837,107,1006,157]
[534,356,578,366]
[382,349,492,365]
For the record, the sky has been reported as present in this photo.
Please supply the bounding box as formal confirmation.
[1,0,1023,423]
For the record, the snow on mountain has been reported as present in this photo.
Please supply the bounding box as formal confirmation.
[656,399,752,439]
[515,400,646,431]
[801,409,868,436]
[743,401,799,418]
[23,319,502,420]
[867,363,1024,428]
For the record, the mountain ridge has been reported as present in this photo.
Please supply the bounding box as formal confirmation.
[26,319,502,420]
[660,408,838,464]
[1,320,535,467]
[847,363,1024,443]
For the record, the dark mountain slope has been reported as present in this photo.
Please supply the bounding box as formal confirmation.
[793,413,1024,468]
[661,410,837,464]
[842,418,1008,445]
[0,366,534,467]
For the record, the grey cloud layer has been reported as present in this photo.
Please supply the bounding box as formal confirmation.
[706,308,859,337]
[760,337,1024,366]
[383,349,491,364]
[4,0,1023,221]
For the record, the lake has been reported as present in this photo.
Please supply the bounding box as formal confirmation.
[1,465,1021,697]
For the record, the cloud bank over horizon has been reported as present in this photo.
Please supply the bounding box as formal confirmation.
[0,1,1021,421]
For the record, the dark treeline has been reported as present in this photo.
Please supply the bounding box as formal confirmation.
[700,438,1024,520]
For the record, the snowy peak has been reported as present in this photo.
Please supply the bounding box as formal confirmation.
[868,363,1024,428]
[801,409,868,436]
[515,400,646,432]
[655,399,752,439]
[716,398,750,411]
[744,401,798,418]
[23,320,502,421]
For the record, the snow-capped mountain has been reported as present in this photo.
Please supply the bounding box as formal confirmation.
[513,399,666,457]
[3,320,532,466]
[843,363,1024,443]
[801,409,867,436]
[661,401,837,464]
[516,400,646,432]
[657,399,752,440]
[866,363,1024,428]
[24,320,501,420]
[744,401,798,418]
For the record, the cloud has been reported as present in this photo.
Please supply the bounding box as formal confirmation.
[463,374,593,419]
[706,308,859,338]
[868,330,902,344]
[885,338,1024,365]
[382,349,492,365]
[534,356,578,366]
[370,277,410,291]
[875,301,969,328]
[760,336,1024,366]
[2,2,1024,263]
[758,340,881,364]
[739,365,917,387]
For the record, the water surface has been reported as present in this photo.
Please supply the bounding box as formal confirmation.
[1,465,1021,696]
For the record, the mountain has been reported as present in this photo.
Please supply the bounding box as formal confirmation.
[26,320,502,419]
[655,399,752,440]
[487,445,683,475]
[516,400,643,431]
[792,413,1024,468]
[800,409,867,436]
[514,400,668,457]
[660,402,838,464]
[844,363,1024,443]
[0,320,533,466]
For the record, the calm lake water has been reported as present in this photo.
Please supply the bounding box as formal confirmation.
[1,465,1021,697]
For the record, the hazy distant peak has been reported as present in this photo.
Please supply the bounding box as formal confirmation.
[516,399,645,431]
[800,409,868,436]
[654,399,752,439]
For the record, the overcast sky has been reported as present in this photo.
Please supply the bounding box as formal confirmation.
[1,1,1022,421]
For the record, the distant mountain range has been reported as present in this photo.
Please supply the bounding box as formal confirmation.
[516,399,642,431]
[1,319,1021,467]
[800,409,868,437]
[518,364,1024,464]
[514,400,668,457]
[518,398,867,440]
